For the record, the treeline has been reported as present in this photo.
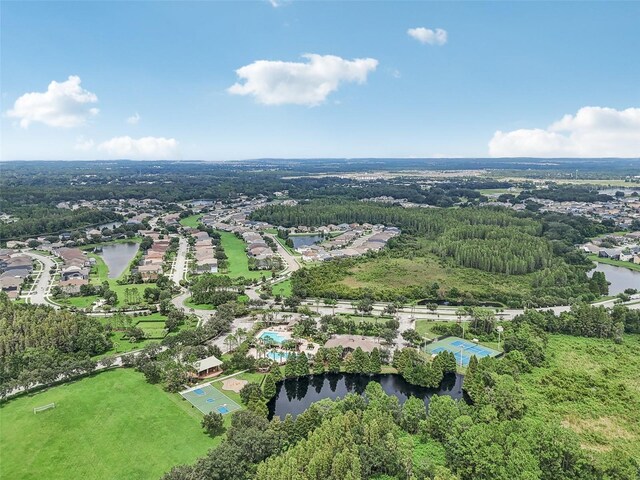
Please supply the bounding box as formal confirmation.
[189,274,239,306]
[0,207,122,241]
[252,200,538,236]
[0,294,112,394]
[519,184,615,203]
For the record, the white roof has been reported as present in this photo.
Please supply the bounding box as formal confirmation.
[193,355,222,372]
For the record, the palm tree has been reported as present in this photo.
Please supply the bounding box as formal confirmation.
[224,333,236,353]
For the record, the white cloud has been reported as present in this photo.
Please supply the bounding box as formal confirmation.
[268,0,280,6]
[228,54,378,106]
[126,112,140,125]
[407,27,447,46]
[489,106,640,158]
[97,136,178,160]
[6,75,99,128]
[74,136,95,151]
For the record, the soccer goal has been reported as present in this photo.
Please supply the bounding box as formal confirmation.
[33,403,56,414]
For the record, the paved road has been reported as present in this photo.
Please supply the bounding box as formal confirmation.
[21,250,58,307]
[170,236,188,284]
[265,233,300,275]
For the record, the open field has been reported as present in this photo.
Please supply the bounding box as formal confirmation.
[272,279,292,297]
[587,254,640,272]
[0,369,217,480]
[341,254,528,303]
[519,334,640,461]
[57,295,98,308]
[179,214,202,228]
[218,231,264,279]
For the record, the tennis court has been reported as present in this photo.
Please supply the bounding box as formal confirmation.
[180,383,242,415]
[425,336,501,367]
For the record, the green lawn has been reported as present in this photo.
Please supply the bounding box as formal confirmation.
[84,251,150,307]
[272,279,292,297]
[57,295,98,309]
[179,214,202,228]
[0,369,217,480]
[519,334,640,461]
[184,296,216,310]
[217,231,264,279]
[587,254,640,272]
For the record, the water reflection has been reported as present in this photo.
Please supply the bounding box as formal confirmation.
[590,263,640,295]
[267,373,464,419]
[100,243,140,279]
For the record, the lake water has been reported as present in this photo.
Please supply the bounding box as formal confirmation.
[100,242,140,278]
[267,372,464,419]
[97,221,122,230]
[590,263,640,295]
[290,234,323,249]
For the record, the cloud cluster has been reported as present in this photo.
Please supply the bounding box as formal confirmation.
[228,54,378,106]
[7,75,99,128]
[97,136,178,159]
[126,112,141,125]
[407,27,448,46]
[489,106,640,157]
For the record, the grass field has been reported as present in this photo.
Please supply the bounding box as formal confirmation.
[179,214,202,228]
[0,369,217,480]
[587,254,640,272]
[218,231,264,279]
[84,250,149,307]
[271,279,292,297]
[341,253,526,303]
[520,334,640,461]
[58,295,98,308]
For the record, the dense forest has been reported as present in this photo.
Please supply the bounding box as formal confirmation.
[252,201,610,306]
[0,294,112,394]
[0,207,122,241]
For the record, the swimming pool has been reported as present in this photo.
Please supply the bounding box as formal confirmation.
[259,331,287,345]
[267,351,290,361]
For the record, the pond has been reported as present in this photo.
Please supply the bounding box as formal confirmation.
[100,242,140,279]
[267,372,464,419]
[97,221,122,230]
[290,234,324,249]
[590,263,640,295]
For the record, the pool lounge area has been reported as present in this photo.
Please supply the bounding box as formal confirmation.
[258,330,288,345]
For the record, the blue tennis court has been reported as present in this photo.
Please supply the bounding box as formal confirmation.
[180,383,241,415]
[426,336,501,367]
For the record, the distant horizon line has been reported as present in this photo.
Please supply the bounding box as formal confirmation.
[1,157,639,163]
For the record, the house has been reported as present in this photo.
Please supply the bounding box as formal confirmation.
[324,335,379,355]
[599,248,621,260]
[0,276,22,298]
[59,278,89,294]
[138,264,163,282]
[192,355,223,378]
[61,265,89,281]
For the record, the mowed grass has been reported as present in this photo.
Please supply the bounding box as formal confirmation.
[519,334,640,460]
[272,279,292,297]
[0,369,216,480]
[341,254,529,301]
[218,231,264,279]
[587,254,640,272]
[179,214,202,228]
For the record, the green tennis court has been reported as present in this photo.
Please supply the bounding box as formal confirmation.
[180,383,242,415]
[426,336,501,366]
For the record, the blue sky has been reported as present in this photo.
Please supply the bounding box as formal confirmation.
[1,1,639,160]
